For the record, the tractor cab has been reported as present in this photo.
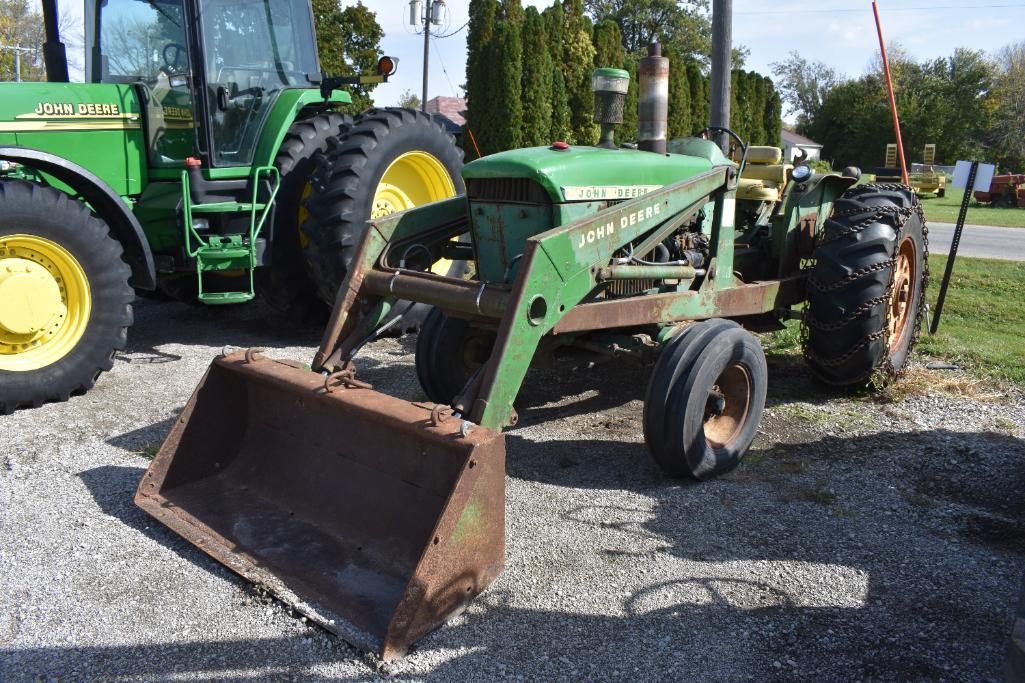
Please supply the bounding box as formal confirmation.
[85,0,321,168]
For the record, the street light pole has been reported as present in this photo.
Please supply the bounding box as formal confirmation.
[0,45,33,82]
[421,2,430,112]
[410,0,444,112]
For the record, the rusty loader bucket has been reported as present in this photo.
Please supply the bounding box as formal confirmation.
[135,351,505,660]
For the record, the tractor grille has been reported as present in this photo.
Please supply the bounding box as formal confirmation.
[604,279,660,298]
[466,178,551,204]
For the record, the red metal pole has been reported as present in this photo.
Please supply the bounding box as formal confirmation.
[872,1,909,185]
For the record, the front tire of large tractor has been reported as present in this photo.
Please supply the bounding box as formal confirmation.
[804,184,928,386]
[0,180,133,413]
[644,319,767,480]
[257,112,352,315]
[302,108,464,324]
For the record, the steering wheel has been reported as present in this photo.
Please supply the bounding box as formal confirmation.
[162,43,187,71]
[700,126,749,175]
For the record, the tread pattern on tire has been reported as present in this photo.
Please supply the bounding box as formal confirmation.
[0,179,134,413]
[301,107,464,306]
[258,112,352,313]
[644,319,766,480]
[803,183,928,387]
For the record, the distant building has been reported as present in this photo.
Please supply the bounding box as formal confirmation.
[424,96,466,134]
[781,129,823,162]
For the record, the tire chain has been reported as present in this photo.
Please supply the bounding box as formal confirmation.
[800,183,929,385]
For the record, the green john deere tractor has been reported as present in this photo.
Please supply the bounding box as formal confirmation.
[135,46,929,659]
[0,0,463,413]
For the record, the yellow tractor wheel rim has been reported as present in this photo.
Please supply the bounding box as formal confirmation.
[0,234,91,371]
[371,151,458,275]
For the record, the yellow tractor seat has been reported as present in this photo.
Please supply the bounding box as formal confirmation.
[737,146,792,202]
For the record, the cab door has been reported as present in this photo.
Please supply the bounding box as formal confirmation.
[89,0,196,167]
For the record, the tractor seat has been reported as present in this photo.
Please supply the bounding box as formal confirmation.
[738,146,792,202]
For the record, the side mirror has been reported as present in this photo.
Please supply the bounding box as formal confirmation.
[842,166,861,180]
[169,73,189,89]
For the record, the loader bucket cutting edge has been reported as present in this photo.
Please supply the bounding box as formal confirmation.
[134,352,506,660]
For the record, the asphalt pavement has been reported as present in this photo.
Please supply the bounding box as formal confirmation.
[927,222,1025,261]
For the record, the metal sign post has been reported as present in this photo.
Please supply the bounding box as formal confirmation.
[931,161,977,334]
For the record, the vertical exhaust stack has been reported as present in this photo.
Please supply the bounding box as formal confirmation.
[638,42,669,155]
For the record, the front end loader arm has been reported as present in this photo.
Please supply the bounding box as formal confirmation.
[315,166,732,429]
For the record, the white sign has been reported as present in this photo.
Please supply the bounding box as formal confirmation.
[562,185,662,201]
[951,160,996,192]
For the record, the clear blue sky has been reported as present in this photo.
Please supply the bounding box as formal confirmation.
[52,0,1025,113]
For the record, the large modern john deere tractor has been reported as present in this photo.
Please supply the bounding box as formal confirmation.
[136,43,929,659]
[0,0,462,413]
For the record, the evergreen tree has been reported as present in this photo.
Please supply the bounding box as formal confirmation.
[665,45,691,139]
[551,65,573,141]
[488,19,523,152]
[763,79,783,149]
[619,54,639,143]
[562,0,597,145]
[592,19,624,70]
[466,0,500,152]
[686,58,707,133]
[542,0,564,64]
[520,7,554,147]
[501,0,523,24]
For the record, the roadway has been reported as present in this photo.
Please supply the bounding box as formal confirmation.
[925,222,1024,261]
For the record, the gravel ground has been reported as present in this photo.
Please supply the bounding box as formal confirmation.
[2,298,1024,681]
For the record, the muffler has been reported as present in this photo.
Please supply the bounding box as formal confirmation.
[135,351,505,660]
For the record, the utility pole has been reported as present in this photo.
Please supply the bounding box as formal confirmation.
[1,45,33,82]
[709,0,732,153]
[409,0,446,112]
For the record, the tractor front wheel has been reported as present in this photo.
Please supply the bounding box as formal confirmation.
[804,184,927,386]
[643,319,767,479]
[415,307,495,405]
[0,180,133,413]
[302,108,464,320]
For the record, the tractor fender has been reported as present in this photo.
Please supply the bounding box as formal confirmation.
[0,146,156,290]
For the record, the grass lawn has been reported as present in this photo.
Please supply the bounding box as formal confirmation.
[918,190,1025,229]
[764,255,1025,385]
[854,174,1025,228]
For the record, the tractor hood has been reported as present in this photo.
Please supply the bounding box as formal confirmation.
[462,139,733,203]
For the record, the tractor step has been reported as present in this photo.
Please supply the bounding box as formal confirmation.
[181,165,280,305]
[197,291,256,304]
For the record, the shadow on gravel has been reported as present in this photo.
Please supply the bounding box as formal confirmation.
[123,298,323,355]
[77,465,237,578]
[504,424,1025,680]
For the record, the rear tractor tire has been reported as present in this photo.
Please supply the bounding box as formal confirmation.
[0,180,133,413]
[258,112,352,315]
[643,319,768,479]
[415,307,495,406]
[302,108,465,329]
[803,184,927,386]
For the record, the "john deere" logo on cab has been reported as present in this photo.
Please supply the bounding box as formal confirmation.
[33,102,123,116]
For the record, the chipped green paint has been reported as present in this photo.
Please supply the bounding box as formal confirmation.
[451,498,484,545]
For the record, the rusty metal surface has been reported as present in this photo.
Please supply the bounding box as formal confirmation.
[135,352,506,661]
[363,270,511,319]
[551,275,807,334]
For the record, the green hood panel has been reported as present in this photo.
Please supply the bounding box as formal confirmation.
[462,143,729,203]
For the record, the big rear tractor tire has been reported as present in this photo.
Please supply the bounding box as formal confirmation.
[415,307,495,405]
[803,184,928,386]
[644,319,768,479]
[258,112,352,315]
[0,180,133,413]
[302,108,464,327]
